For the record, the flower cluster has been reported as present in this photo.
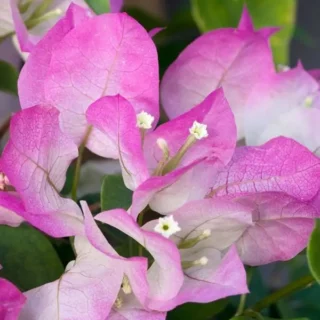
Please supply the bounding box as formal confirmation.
[1,2,320,320]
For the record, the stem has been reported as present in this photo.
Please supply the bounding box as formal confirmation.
[138,241,143,256]
[235,267,254,316]
[162,135,195,175]
[70,236,76,255]
[129,237,133,256]
[0,118,10,141]
[249,274,315,312]
[71,126,92,201]
[138,211,145,256]
[236,293,247,316]
[138,212,144,226]
[69,127,92,255]
[242,310,264,320]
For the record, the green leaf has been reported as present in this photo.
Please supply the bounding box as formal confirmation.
[276,254,320,319]
[85,0,110,14]
[61,164,75,195]
[0,224,64,291]
[167,299,227,320]
[190,0,297,64]
[231,315,309,320]
[246,268,269,307]
[264,318,309,320]
[100,174,132,211]
[307,219,320,282]
[231,310,264,320]
[125,7,164,31]
[0,60,18,95]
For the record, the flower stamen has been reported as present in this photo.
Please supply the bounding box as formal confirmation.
[153,138,170,175]
[178,229,211,249]
[182,256,209,269]
[162,121,208,174]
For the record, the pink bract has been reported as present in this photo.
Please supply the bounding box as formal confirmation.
[18,4,158,149]
[20,236,147,320]
[81,202,184,303]
[86,95,149,190]
[10,0,123,55]
[109,307,166,320]
[131,88,236,215]
[0,193,24,227]
[161,7,276,139]
[210,137,320,201]
[229,192,320,265]
[44,11,159,145]
[10,0,40,52]
[244,63,320,151]
[144,88,236,172]
[144,198,251,309]
[0,277,25,320]
[0,106,83,237]
[18,4,92,108]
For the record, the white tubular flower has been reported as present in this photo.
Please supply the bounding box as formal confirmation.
[154,215,181,238]
[136,111,154,129]
[189,121,208,140]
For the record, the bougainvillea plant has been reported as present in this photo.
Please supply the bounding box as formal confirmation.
[1,1,320,319]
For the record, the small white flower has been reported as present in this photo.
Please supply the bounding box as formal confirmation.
[154,215,181,238]
[136,111,154,129]
[304,95,314,107]
[195,256,209,266]
[189,121,209,140]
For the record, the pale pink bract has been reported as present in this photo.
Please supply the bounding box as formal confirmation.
[161,7,276,139]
